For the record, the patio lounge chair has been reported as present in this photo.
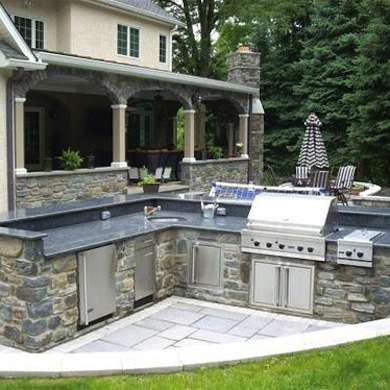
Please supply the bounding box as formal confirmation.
[309,170,329,189]
[162,167,172,182]
[128,167,139,183]
[294,166,309,186]
[154,167,163,181]
[330,165,356,206]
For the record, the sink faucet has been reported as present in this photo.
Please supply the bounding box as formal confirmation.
[144,205,162,219]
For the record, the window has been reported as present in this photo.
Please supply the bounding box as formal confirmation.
[117,24,140,58]
[159,35,167,63]
[14,16,45,49]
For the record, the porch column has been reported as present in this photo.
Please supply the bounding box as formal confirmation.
[183,109,196,162]
[227,122,234,157]
[15,98,27,175]
[111,104,128,168]
[239,114,249,158]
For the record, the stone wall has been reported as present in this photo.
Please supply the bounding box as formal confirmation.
[350,196,390,209]
[16,168,128,209]
[181,158,249,192]
[0,236,79,352]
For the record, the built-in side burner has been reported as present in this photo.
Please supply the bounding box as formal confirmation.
[337,229,383,268]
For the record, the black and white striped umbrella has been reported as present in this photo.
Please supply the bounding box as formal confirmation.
[297,113,329,169]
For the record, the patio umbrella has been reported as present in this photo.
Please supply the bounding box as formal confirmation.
[297,113,329,169]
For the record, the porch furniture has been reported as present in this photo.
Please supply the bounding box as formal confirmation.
[154,167,163,180]
[129,167,139,182]
[139,167,148,179]
[309,170,329,189]
[329,165,356,206]
[162,167,172,182]
[294,166,310,186]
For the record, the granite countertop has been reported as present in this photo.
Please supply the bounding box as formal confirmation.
[41,211,247,258]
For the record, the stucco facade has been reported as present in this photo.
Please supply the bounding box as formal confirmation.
[1,0,173,71]
[0,70,8,212]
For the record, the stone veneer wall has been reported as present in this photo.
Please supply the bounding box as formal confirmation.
[350,196,390,209]
[15,168,129,209]
[181,158,249,192]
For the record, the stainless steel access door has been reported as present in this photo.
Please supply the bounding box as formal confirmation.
[189,242,223,289]
[78,244,116,326]
[135,246,155,301]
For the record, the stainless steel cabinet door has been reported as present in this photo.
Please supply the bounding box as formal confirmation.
[78,244,116,326]
[251,261,280,307]
[284,265,313,313]
[190,243,222,289]
[135,246,155,301]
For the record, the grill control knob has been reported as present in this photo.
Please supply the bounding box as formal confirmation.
[254,241,260,247]
[297,246,304,252]
[266,243,272,248]
[308,247,314,253]
[357,252,364,258]
[346,251,353,257]
[279,244,285,250]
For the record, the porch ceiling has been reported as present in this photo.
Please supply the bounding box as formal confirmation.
[35,50,259,96]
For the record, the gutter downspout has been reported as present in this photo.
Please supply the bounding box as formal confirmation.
[6,77,15,211]
[247,94,253,184]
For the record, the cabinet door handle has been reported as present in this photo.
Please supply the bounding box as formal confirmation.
[81,254,89,326]
[275,266,281,306]
[284,268,290,307]
[192,246,198,284]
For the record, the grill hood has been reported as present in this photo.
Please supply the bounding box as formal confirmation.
[246,193,338,237]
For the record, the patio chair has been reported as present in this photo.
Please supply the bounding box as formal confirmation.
[294,166,309,186]
[162,167,172,182]
[128,167,139,183]
[139,167,148,180]
[309,170,329,189]
[330,165,356,206]
[154,167,163,181]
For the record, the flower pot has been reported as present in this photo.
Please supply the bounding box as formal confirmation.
[142,183,160,193]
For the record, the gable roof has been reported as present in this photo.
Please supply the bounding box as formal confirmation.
[99,0,183,26]
[0,40,28,60]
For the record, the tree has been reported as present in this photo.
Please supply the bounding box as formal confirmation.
[345,0,390,184]
[155,0,229,77]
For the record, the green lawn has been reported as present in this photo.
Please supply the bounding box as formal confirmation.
[0,337,389,390]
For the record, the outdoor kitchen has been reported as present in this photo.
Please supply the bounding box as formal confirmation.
[1,187,390,353]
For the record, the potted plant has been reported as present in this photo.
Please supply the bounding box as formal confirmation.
[138,174,160,193]
[58,148,84,171]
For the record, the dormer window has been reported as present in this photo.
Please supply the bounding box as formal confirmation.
[14,16,45,49]
[159,35,167,63]
[117,24,140,58]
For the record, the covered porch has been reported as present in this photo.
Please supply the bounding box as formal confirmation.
[11,50,263,207]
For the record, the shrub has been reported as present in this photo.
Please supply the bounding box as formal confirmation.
[59,148,84,171]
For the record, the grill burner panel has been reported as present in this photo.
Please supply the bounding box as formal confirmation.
[337,230,383,267]
[242,193,338,262]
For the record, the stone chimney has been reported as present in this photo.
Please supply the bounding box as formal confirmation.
[227,46,264,184]
[227,46,261,90]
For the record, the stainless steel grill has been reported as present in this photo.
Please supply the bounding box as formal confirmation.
[337,229,383,268]
[241,193,338,261]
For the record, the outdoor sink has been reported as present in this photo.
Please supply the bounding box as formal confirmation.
[147,216,188,223]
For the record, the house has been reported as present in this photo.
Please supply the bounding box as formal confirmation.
[0,0,264,212]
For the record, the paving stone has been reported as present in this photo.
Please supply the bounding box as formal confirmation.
[259,319,310,337]
[199,308,247,321]
[73,340,129,353]
[159,325,197,341]
[150,308,205,325]
[170,303,205,312]
[250,334,275,341]
[303,325,330,333]
[173,338,215,348]
[228,315,273,338]
[193,315,240,333]
[132,336,176,351]
[102,325,158,348]
[191,329,245,344]
[134,318,175,331]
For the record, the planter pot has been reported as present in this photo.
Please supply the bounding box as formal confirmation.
[142,184,160,193]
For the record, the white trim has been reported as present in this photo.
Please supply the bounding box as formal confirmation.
[7,58,46,70]
[15,98,26,103]
[0,5,35,62]
[111,161,128,168]
[111,104,127,110]
[12,14,47,50]
[36,51,259,95]
[117,24,141,59]
[159,33,168,64]
[15,168,28,175]
[182,157,196,163]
